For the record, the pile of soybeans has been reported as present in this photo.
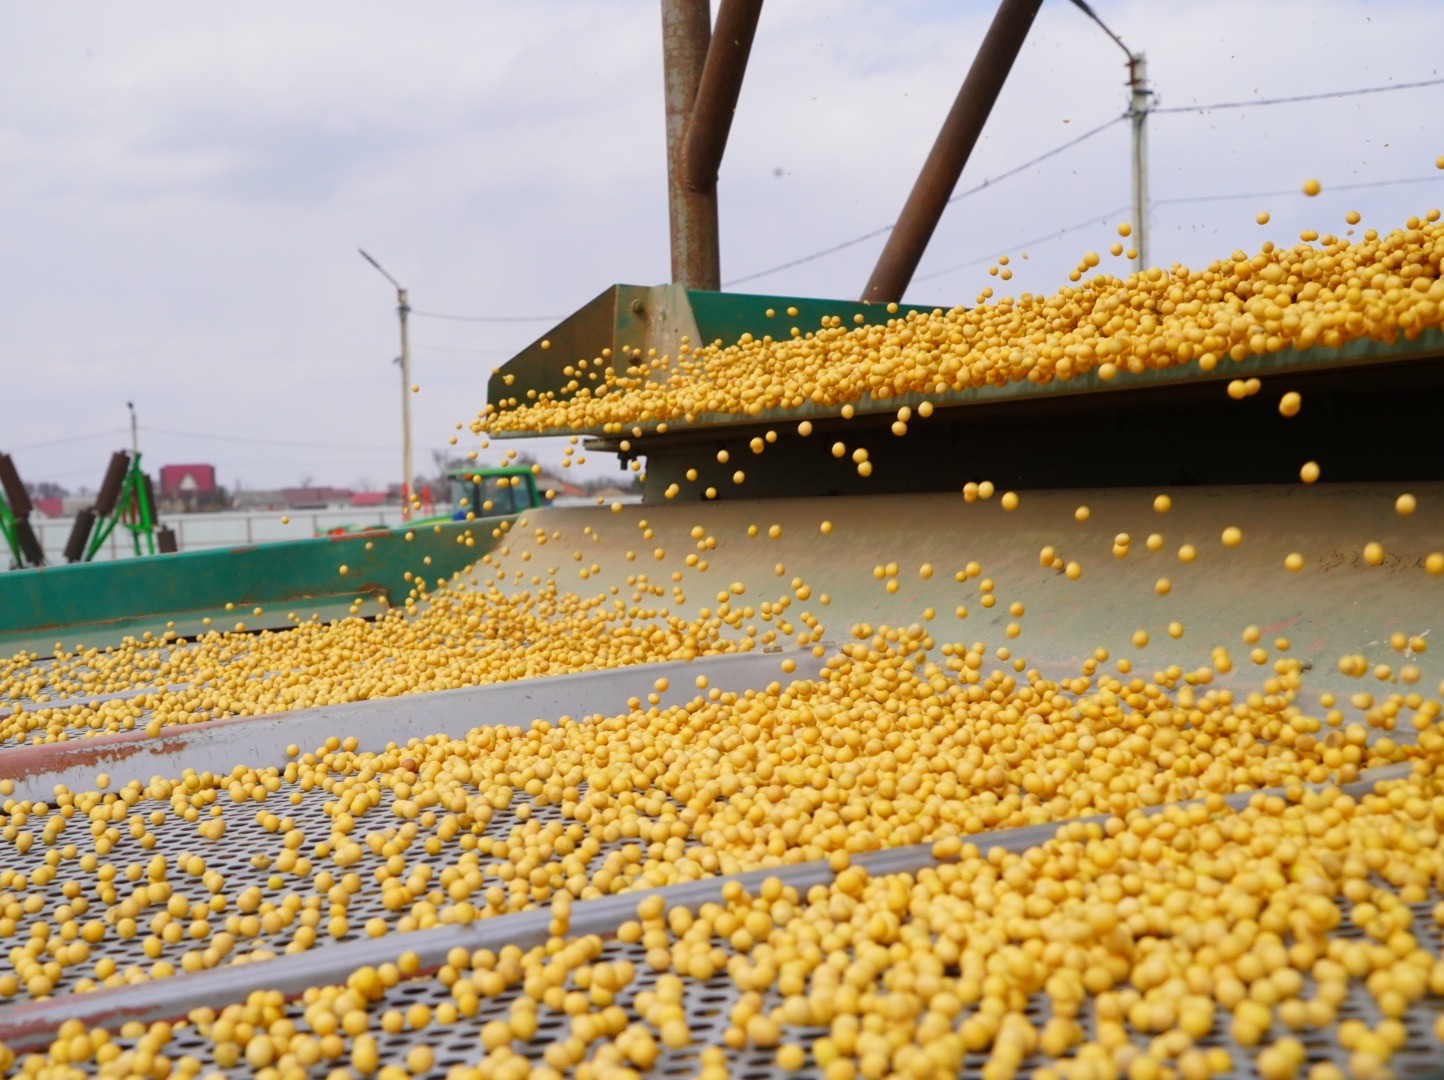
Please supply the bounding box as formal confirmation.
[482,211,1444,435]
[0,208,1442,1079]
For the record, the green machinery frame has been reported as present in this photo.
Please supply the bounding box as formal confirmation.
[64,451,167,563]
[0,498,28,569]
[0,453,45,570]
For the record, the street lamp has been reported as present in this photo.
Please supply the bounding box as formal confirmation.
[358,249,414,520]
[1068,0,1150,272]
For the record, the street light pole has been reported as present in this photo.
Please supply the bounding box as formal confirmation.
[1128,52,1150,273]
[358,249,414,521]
[1066,1,1148,272]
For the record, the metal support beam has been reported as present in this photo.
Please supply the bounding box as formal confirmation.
[861,0,1044,304]
[683,0,763,193]
[661,0,721,290]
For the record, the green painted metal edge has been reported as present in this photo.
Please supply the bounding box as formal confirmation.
[484,285,940,428]
[0,520,504,658]
[485,284,670,424]
[683,288,920,346]
[485,282,1444,440]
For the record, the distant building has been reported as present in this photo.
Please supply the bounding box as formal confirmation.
[350,491,391,508]
[233,489,286,511]
[159,464,223,512]
[160,464,217,500]
[281,487,353,510]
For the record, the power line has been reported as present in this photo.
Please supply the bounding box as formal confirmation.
[907,171,1441,286]
[723,67,1444,292]
[914,205,1131,283]
[5,428,130,452]
[944,114,1127,207]
[141,426,401,452]
[914,171,1441,284]
[724,226,894,289]
[1155,172,1442,208]
[412,344,514,355]
[412,309,563,323]
[724,114,1127,288]
[1154,75,1444,115]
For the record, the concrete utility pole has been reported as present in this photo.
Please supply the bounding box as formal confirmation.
[127,401,138,456]
[1129,52,1150,273]
[358,249,414,521]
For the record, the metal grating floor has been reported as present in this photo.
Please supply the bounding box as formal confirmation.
[87,889,1444,1079]
[2,754,1420,1008]
[0,773,682,1000]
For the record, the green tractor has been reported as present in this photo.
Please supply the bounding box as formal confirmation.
[321,466,545,536]
[441,465,544,521]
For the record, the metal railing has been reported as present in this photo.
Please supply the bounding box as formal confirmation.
[27,507,410,563]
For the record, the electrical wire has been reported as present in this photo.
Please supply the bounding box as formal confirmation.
[1153,75,1444,115]
[1155,173,1443,208]
[6,428,130,452]
[412,344,513,355]
[724,114,1128,288]
[412,310,562,323]
[914,170,1441,285]
[903,171,1441,286]
[140,426,400,453]
[723,226,895,289]
[913,205,1131,283]
[943,114,1128,207]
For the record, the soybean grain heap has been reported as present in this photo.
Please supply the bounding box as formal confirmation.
[0,205,1442,1080]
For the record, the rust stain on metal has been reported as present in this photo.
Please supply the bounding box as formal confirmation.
[0,703,300,780]
[0,735,150,781]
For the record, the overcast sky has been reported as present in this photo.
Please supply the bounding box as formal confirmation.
[3,1,1440,495]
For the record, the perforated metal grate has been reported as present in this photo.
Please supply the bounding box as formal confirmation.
[0,774,680,1000]
[89,892,1444,1079]
[0,761,1428,1016]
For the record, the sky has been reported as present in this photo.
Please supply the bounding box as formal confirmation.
[2,1,1440,496]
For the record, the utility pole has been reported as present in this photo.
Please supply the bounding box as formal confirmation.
[127,401,138,456]
[397,293,412,518]
[1129,52,1150,273]
[359,249,414,521]
[1065,3,1147,271]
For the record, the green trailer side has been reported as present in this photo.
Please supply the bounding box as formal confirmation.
[0,519,501,658]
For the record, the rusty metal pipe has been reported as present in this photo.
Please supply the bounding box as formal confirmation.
[661,0,721,290]
[861,0,1044,303]
[683,0,763,193]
